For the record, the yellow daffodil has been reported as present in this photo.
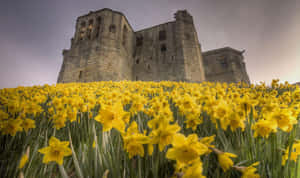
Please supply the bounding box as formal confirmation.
[166,134,208,165]
[18,154,28,169]
[1,118,23,136]
[150,118,180,151]
[212,148,237,172]
[234,162,260,178]
[38,136,72,165]
[282,141,300,165]
[268,109,297,132]
[199,135,215,154]
[21,118,35,132]
[94,101,126,132]
[122,121,150,158]
[252,119,277,138]
[183,160,206,178]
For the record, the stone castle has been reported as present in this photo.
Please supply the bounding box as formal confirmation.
[57,8,250,84]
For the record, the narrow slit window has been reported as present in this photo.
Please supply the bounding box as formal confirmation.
[109,24,116,33]
[87,19,93,39]
[79,71,83,79]
[161,44,167,52]
[122,26,128,46]
[136,36,143,46]
[95,17,101,38]
[79,21,86,41]
[159,30,166,41]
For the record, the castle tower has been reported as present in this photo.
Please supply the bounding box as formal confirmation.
[132,10,205,82]
[202,47,250,84]
[57,8,134,83]
[174,10,206,82]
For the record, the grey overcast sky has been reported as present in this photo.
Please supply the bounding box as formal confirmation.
[0,0,299,88]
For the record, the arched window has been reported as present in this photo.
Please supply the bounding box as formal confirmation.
[136,58,140,64]
[95,17,101,38]
[109,24,116,33]
[122,26,128,46]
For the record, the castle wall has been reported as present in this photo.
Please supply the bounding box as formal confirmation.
[133,22,186,81]
[203,47,250,84]
[57,8,250,84]
[132,10,206,82]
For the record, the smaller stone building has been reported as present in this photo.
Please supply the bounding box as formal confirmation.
[202,47,250,84]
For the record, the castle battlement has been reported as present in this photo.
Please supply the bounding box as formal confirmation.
[57,8,250,84]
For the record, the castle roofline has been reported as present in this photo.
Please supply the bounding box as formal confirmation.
[135,21,175,33]
[77,8,134,31]
[202,47,244,56]
[293,82,300,86]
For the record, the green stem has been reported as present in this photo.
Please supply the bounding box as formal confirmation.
[68,128,84,178]
[92,120,98,177]
[58,164,69,178]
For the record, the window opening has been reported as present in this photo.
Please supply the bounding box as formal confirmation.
[161,44,167,52]
[122,26,128,46]
[95,17,101,38]
[79,21,86,41]
[219,58,228,68]
[159,30,166,41]
[136,36,143,46]
[185,33,190,40]
[109,25,116,33]
[79,71,83,79]
[87,19,93,39]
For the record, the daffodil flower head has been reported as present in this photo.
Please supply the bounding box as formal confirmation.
[166,134,208,165]
[212,148,237,172]
[38,136,72,165]
[252,119,277,138]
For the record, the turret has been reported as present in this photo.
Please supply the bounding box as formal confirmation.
[174,10,206,82]
[57,8,135,83]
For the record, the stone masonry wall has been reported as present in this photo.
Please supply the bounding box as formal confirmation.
[202,47,250,84]
[57,9,134,83]
[133,10,206,82]
[57,8,250,84]
[174,10,205,82]
[133,22,186,81]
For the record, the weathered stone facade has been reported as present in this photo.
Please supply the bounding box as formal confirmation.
[203,47,250,84]
[57,8,250,84]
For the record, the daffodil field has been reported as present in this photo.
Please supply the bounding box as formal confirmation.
[1,80,300,178]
